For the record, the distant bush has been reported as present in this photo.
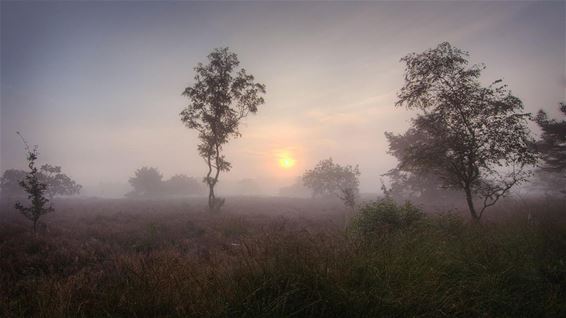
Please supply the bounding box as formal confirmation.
[127,167,163,197]
[350,198,424,237]
[163,174,205,196]
[126,167,205,198]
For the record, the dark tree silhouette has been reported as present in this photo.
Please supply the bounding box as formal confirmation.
[180,47,266,212]
[14,133,53,233]
[302,158,360,210]
[534,103,566,195]
[391,42,538,221]
[382,166,459,206]
[535,103,566,173]
[127,167,163,198]
[384,124,460,206]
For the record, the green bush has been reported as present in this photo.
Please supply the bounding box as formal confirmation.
[349,199,424,237]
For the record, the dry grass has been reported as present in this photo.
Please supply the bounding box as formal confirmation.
[0,196,565,317]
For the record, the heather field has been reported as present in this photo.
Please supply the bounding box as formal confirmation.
[1,197,565,317]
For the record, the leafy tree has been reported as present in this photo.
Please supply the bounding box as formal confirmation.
[162,174,205,196]
[14,133,53,233]
[39,164,82,200]
[302,158,361,210]
[1,166,81,200]
[0,169,27,198]
[382,167,459,206]
[180,47,266,212]
[384,124,460,206]
[535,103,566,172]
[127,167,163,198]
[391,42,538,221]
[533,103,566,195]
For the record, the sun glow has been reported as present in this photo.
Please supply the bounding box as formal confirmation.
[278,156,296,169]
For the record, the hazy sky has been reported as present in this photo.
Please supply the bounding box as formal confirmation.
[1,1,564,195]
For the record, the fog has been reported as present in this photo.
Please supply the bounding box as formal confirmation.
[3,2,566,316]
[1,1,564,197]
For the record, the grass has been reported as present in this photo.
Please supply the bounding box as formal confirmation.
[0,196,565,317]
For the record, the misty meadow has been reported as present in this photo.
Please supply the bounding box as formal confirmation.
[1,1,565,317]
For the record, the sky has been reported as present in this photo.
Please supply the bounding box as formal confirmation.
[1,1,565,196]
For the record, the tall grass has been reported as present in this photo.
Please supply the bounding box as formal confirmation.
[0,197,564,317]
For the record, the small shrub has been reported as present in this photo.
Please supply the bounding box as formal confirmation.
[349,198,424,238]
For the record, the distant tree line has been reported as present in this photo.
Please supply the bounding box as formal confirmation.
[1,164,81,200]
[126,166,205,198]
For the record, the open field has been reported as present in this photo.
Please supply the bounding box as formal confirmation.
[1,196,565,317]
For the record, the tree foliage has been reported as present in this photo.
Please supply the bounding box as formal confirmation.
[382,167,459,207]
[0,169,28,198]
[38,164,82,199]
[384,121,460,206]
[127,167,205,198]
[302,158,361,209]
[533,103,566,195]
[535,103,566,173]
[350,199,424,238]
[1,166,81,199]
[390,42,538,221]
[162,174,205,196]
[127,167,163,198]
[14,134,54,233]
[180,47,266,212]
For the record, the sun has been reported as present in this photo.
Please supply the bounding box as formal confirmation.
[278,156,296,169]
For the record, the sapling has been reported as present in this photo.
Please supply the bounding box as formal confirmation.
[14,132,54,233]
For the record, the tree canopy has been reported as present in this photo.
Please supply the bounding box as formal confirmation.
[535,103,566,174]
[1,165,81,199]
[38,164,82,199]
[0,169,28,198]
[302,158,360,209]
[389,42,538,221]
[533,103,566,195]
[127,167,163,198]
[127,167,205,198]
[162,174,205,196]
[180,47,266,212]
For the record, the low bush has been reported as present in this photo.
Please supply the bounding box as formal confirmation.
[349,198,424,238]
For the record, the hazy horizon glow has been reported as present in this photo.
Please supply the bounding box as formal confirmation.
[1,1,564,196]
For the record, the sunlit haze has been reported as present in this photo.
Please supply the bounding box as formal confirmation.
[1,1,564,196]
